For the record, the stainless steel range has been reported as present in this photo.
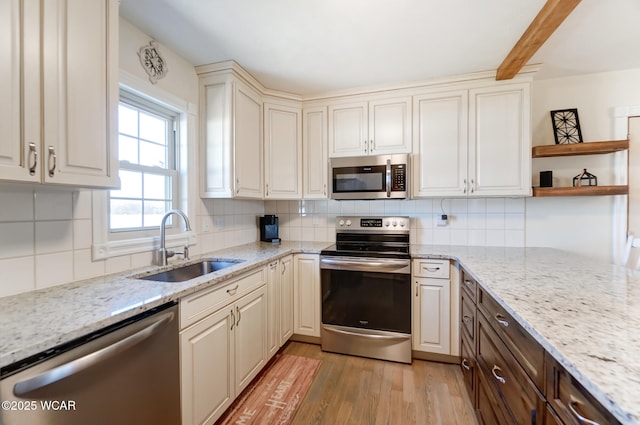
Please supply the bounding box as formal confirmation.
[320,216,411,364]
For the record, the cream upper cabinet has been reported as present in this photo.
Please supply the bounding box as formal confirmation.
[199,72,263,198]
[412,82,531,197]
[328,96,411,157]
[264,101,302,199]
[468,83,531,196]
[412,90,468,197]
[302,106,328,198]
[0,0,118,188]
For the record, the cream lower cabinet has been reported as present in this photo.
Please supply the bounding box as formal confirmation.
[0,0,118,188]
[180,268,267,425]
[412,82,531,197]
[266,254,294,359]
[412,259,452,355]
[293,254,321,337]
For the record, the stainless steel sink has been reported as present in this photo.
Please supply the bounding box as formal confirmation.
[137,259,244,282]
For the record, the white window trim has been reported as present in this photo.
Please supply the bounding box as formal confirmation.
[92,70,198,261]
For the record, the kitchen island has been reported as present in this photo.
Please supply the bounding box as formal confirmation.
[1,243,638,424]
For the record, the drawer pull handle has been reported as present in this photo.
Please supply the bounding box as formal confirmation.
[462,315,473,325]
[28,143,38,175]
[236,305,241,326]
[461,359,471,371]
[464,279,474,286]
[569,401,601,425]
[491,365,506,384]
[230,309,236,330]
[422,266,440,272]
[495,313,509,327]
[48,146,57,177]
[226,284,239,295]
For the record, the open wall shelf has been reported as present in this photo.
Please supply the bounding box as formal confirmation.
[532,139,629,197]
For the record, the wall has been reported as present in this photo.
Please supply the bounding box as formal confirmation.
[527,69,640,261]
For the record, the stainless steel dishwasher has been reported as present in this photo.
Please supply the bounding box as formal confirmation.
[0,302,180,425]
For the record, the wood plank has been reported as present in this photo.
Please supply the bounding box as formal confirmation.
[283,342,478,425]
[496,0,582,80]
[532,140,629,157]
[532,185,629,197]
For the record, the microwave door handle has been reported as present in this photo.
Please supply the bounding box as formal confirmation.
[386,159,391,198]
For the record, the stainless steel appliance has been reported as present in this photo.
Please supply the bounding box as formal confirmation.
[320,216,412,363]
[0,302,180,425]
[329,154,409,200]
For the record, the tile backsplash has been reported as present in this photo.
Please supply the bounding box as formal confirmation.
[0,185,524,297]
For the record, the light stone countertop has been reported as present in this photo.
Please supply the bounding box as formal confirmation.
[1,242,638,423]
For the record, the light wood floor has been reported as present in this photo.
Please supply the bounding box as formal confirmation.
[283,342,478,425]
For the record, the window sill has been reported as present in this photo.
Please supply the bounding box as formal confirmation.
[92,231,198,261]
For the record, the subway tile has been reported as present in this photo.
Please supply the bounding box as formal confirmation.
[35,220,73,254]
[35,190,73,220]
[505,197,525,213]
[506,230,525,247]
[486,213,506,230]
[74,249,105,281]
[72,190,93,219]
[0,222,34,258]
[35,251,74,289]
[0,186,34,222]
[73,219,93,250]
[0,256,35,296]
[105,255,133,275]
[450,229,468,245]
[468,198,487,213]
[486,198,505,213]
[468,229,487,246]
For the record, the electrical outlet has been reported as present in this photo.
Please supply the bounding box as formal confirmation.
[437,214,448,227]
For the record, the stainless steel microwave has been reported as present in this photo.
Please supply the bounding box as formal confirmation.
[329,154,409,200]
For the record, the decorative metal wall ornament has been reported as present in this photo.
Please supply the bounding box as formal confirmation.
[138,40,168,84]
[573,168,597,187]
[550,108,583,144]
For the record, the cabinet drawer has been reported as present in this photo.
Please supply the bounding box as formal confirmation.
[476,365,513,425]
[545,353,621,425]
[461,294,476,345]
[180,267,266,329]
[413,259,449,278]
[544,404,563,425]
[477,314,544,425]
[461,268,477,302]
[478,287,544,390]
[460,335,476,404]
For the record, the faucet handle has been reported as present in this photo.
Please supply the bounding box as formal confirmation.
[174,245,190,261]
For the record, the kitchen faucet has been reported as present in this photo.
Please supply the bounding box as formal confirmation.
[158,209,192,266]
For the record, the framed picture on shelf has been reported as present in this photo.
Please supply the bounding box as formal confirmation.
[550,108,583,144]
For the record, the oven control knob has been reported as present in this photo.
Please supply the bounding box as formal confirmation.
[338,219,345,227]
[392,220,397,227]
[399,220,406,227]
[345,219,352,227]
[384,221,390,227]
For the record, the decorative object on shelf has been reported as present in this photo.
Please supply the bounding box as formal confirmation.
[138,40,168,84]
[573,169,597,187]
[539,171,553,187]
[550,108,583,144]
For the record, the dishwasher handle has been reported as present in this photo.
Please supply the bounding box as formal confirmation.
[13,310,175,397]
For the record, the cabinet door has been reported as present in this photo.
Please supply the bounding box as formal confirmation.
[328,101,368,157]
[0,0,39,183]
[368,96,411,155]
[42,0,118,188]
[303,106,328,198]
[293,254,321,337]
[279,255,294,344]
[234,79,263,198]
[412,277,451,355]
[469,83,531,196]
[266,261,280,359]
[180,308,234,425]
[412,91,468,197]
[234,286,267,393]
[264,102,302,199]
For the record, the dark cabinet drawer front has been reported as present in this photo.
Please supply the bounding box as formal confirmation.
[461,292,476,345]
[546,353,621,425]
[478,314,544,425]
[478,287,544,390]
[460,335,476,400]
[477,365,513,425]
[461,269,477,302]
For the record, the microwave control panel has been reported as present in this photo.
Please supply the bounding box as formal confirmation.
[391,164,406,191]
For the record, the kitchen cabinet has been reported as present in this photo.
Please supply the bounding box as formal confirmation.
[180,267,267,425]
[328,96,411,157]
[0,0,118,188]
[266,255,294,360]
[302,106,329,198]
[199,71,263,198]
[264,101,302,199]
[412,82,531,197]
[412,259,451,355]
[293,253,321,337]
[532,139,629,197]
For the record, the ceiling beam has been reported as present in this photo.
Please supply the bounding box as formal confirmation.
[496,0,581,80]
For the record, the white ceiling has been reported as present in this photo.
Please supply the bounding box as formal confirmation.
[120,0,640,97]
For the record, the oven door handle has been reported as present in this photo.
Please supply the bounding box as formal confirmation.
[320,257,410,274]
[323,326,410,341]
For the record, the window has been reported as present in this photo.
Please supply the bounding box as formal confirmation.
[109,93,178,238]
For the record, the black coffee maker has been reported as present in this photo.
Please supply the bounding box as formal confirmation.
[259,215,280,243]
